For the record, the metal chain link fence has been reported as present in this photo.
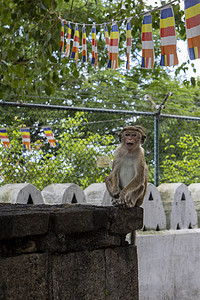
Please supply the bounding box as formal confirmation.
[0,102,200,190]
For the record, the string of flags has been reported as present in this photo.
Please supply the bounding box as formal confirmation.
[43,127,58,147]
[108,23,119,69]
[141,13,154,69]
[58,0,200,69]
[0,129,10,148]
[0,127,58,149]
[185,0,200,59]
[160,5,178,66]
[20,128,31,150]
[126,19,132,70]
[91,25,98,67]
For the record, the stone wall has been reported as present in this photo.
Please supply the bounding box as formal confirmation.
[1,181,200,299]
[1,182,199,230]
[0,204,143,300]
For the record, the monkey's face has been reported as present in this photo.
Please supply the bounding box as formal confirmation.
[122,130,142,151]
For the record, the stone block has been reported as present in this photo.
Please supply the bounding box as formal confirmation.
[158,183,197,230]
[0,183,44,204]
[84,183,112,206]
[0,204,141,300]
[42,183,86,205]
[52,250,106,299]
[49,206,108,234]
[188,183,200,226]
[0,254,48,299]
[52,246,139,300]
[0,205,49,239]
[108,206,143,234]
[142,183,166,230]
[105,246,138,299]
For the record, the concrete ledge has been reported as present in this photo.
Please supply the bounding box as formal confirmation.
[142,183,166,230]
[84,183,112,206]
[0,183,44,204]
[158,183,197,229]
[42,183,86,205]
[137,229,200,300]
[188,183,200,226]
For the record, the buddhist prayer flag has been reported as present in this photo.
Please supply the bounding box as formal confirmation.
[65,23,71,57]
[71,24,79,62]
[20,128,31,150]
[43,127,58,147]
[185,0,200,60]
[108,23,119,69]
[126,19,132,70]
[82,25,87,63]
[141,13,154,69]
[91,25,98,67]
[59,16,67,25]
[59,21,64,53]
[160,5,178,66]
[104,24,110,57]
[0,128,10,148]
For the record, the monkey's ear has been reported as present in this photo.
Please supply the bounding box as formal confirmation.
[118,134,122,142]
[141,134,147,144]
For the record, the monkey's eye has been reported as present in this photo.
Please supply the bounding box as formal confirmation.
[132,133,137,137]
[125,133,130,136]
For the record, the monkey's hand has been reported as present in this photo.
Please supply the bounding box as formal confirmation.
[112,192,127,208]
[111,198,120,207]
[112,191,120,199]
[105,174,121,198]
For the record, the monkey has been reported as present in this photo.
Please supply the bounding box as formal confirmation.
[105,125,148,245]
[105,125,148,208]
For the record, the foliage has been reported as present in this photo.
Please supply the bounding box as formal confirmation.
[1,0,200,188]
[0,112,115,189]
[1,0,197,110]
[160,133,200,185]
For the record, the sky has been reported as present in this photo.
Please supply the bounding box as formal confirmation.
[146,0,200,79]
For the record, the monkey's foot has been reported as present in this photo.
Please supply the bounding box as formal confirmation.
[111,198,127,208]
[112,192,120,199]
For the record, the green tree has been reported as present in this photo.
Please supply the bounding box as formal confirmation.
[160,133,200,184]
[0,0,193,108]
[0,112,115,189]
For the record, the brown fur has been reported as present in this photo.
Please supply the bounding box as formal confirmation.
[105,125,148,208]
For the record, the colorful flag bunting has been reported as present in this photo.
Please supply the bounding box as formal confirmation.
[65,22,71,57]
[91,25,98,67]
[108,23,119,70]
[59,16,67,25]
[160,5,178,66]
[141,13,154,69]
[0,128,10,148]
[71,24,79,62]
[185,0,200,60]
[82,25,87,63]
[20,128,31,150]
[43,127,58,147]
[59,21,64,53]
[126,19,132,70]
[104,24,110,57]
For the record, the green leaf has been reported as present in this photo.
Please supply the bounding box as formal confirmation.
[191,77,196,86]
[45,85,52,95]
[2,50,8,60]
[52,72,59,83]
[73,70,79,79]
[12,79,19,88]
[49,55,57,63]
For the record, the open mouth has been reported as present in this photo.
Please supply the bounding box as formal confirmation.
[127,143,134,146]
